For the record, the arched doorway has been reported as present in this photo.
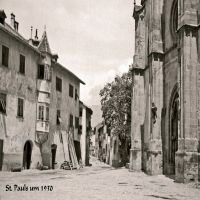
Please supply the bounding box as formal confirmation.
[169,91,179,174]
[23,141,32,169]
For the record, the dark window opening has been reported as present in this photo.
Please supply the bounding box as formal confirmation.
[38,105,44,120]
[17,98,24,117]
[46,107,49,121]
[0,93,6,114]
[56,77,62,92]
[75,89,78,100]
[38,65,44,79]
[19,54,25,74]
[78,125,82,134]
[171,0,178,41]
[79,108,82,117]
[69,114,73,127]
[2,45,9,67]
[57,110,61,125]
[75,117,79,129]
[69,84,73,98]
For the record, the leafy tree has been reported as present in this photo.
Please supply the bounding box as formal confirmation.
[99,71,132,165]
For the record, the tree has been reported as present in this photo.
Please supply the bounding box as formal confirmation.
[99,71,132,165]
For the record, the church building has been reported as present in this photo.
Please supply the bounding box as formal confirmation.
[130,0,200,183]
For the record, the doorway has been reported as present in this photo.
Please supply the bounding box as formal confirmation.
[169,92,179,174]
[23,141,32,169]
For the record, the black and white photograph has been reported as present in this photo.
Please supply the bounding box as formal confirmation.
[0,0,200,199]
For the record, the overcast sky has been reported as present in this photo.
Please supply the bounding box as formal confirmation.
[1,0,139,106]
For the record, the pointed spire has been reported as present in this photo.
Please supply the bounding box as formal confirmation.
[38,30,52,55]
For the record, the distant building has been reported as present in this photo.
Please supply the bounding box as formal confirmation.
[79,101,93,166]
[0,10,85,170]
[94,122,112,165]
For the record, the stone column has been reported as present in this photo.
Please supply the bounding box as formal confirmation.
[145,0,164,175]
[130,67,145,171]
[130,3,145,171]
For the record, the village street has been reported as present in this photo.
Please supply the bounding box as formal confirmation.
[0,157,199,200]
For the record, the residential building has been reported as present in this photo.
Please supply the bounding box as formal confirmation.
[0,11,41,170]
[0,10,85,170]
[130,0,200,183]
[79,101,93,166]
[94,122,111,165]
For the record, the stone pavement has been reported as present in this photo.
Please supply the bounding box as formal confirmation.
[0,157,200,200]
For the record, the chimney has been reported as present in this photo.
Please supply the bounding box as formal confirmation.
[10,13,19,31]
[35,29,38,40]
[11,13,15,28]
[14,21,18,31]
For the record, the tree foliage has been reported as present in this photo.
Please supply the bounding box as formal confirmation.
[99,71,132,141]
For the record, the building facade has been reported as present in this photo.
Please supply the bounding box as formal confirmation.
[79,101,93,166]
[0,11,41,170]
[0,10,85,171]
[130,0,200,183]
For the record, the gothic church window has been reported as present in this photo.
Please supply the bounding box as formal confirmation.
[170,0,178,41]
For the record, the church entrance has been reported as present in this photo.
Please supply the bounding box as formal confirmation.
[169,92,179,174]
[23,141,32,169]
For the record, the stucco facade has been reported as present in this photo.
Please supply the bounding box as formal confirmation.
[79,102,93,166]
[0,10,85,171]
[130,0,200,183]
[0,12,41,170]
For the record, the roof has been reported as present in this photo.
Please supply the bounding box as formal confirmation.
[79,100,93,114]
[38,31,52,54]
[0,22,40,54]
[54,62,85,85]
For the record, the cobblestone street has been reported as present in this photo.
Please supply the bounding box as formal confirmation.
[0,158,199,200]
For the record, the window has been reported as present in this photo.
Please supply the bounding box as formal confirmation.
[79,108,82,117]
[38,65,44,79]
[75,117,79,129]
[17,98,24,117]
[57,110,61,125]
[78,125,82,134]
[2,45,9,67]
[56,77,62,92]
[46,106,49,121]
[0,93,6,114]
[75,89,78,100]
[171,0,178,41]
[69,114,73,127]
[38,105,44,120]
[19,54,25,74]
[69,84,73,97]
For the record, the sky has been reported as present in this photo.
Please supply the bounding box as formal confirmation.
[0,0,139,107]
